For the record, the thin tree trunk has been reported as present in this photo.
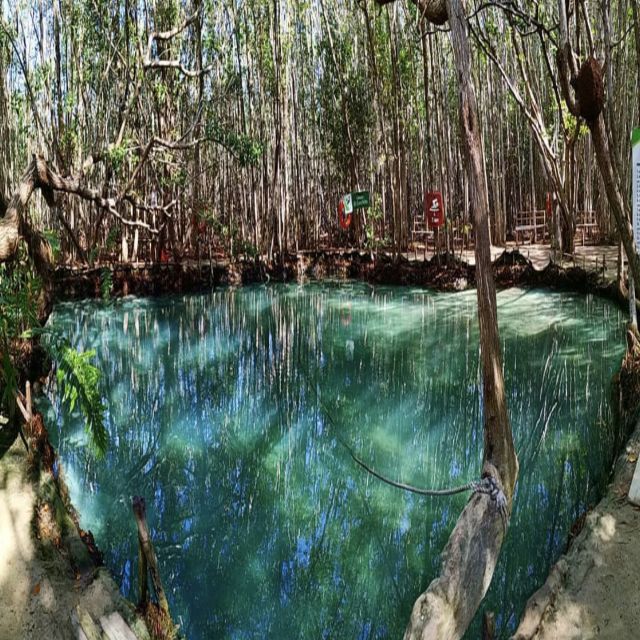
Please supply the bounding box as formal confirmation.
[404,0,518,637]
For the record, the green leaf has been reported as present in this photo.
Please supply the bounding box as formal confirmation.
[40,331,109,458]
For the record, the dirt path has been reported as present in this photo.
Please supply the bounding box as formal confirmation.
[514,418,640,639]
[0,434,148,639]
[404,242,620,277]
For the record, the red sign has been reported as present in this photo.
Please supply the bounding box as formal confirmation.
[425,191,445,228]
[545,192,553,217]
[338,198,352,229]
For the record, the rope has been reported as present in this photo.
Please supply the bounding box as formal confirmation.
[295,319,509,529]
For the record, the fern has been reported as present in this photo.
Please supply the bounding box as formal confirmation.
[25,329,109,457]
[1,260,41,419]
[0,349,18,419]
[55,346,108,457]
[1,262,108,458]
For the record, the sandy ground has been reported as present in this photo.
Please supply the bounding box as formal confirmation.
[515,419,640,639]
[0,435,147,639]
[404,242,620,276]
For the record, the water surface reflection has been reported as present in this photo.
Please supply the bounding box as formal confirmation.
[45,284,625,638]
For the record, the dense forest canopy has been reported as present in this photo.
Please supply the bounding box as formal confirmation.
[1,0,638,263]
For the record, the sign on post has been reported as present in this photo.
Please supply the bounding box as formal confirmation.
[344,193,354,215]
[338,194,352,229]
[633,128,640,251]
[425,191,445,228]
[352,191,371,210]
[338,191,370,229]
[545,192,553,218]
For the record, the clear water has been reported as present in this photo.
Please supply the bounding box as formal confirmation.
[43,284,626,638]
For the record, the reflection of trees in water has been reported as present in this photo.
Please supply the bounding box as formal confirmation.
[47,286,624,639]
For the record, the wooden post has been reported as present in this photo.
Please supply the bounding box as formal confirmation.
[482,611,495,640]
[138,534,149,606]
[132,496,170,616]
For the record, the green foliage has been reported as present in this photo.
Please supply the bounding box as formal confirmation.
[42,230,61,261]
[317,25,373,175]
[205,117,264,167]
[160,166,188,188]
[364,194,386,250]
[561,103,589,138]
[235,239,258,258]
[0,349,18,420]
[59,121,79,159]
[27,328,108,458]
[154,81,169,104]
[105,226,119,252]
[0,261,41,418]
[196,210,257,256]
[100,269,113,302]
[0,260,107,457]
[106,139,133,175]
[0,260,42,341]
[54,345,108,457]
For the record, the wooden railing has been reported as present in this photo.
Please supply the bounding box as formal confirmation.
[412,215,472,258]
[412,215,434,258]
[575,210,599,245]
[514,209,547,244]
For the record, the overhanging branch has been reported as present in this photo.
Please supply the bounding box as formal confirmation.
[0,154,163,267]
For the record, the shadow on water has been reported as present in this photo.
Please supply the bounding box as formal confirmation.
[43,284,625,639]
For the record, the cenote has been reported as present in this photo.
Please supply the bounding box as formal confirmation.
[43,283,626,639]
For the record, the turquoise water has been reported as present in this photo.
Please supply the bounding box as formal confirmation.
[44,284,625,638]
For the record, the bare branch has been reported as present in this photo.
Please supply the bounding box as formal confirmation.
[143,58,213,77]
[143,6,213,78]
[150,7,201,44]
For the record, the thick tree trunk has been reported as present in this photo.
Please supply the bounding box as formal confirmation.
[589,116,640,288]
[555,6,640,290]
[0,158,40,263]
[404,1,518,638]
[448,8,516,492]
[0,153,158,306]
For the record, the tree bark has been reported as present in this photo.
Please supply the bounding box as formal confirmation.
[446,1,517,491]
[589,116,640,287]
[402,1,518,638]
[131,496,171,617]
[0,158,40,264]
[0,153,158,299]
[555,3,640,289]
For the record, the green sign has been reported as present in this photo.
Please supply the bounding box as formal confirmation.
[351,191,370,210]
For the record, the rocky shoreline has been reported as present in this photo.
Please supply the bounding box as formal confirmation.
[54,248,621,303]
